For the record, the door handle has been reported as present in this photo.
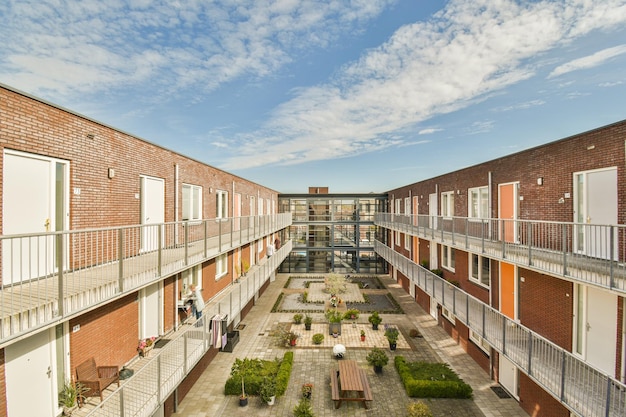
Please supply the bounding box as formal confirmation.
[586,322,591,331]
[586,216,591,224]
[44,218,50,232]
[46,366,52,378]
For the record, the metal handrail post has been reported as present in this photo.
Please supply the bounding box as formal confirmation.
[57,233,64,317]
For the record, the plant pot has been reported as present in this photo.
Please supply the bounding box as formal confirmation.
[374,365,383,374]
[239,396,248,407]
[267,395,276,406]
[329,322,341,335]
[305,323,311,330]
[303,392,311,400]
[372,323,379,330]
[389,342,397,351]
[63,405,78,416]
[290,339,297,346]
[361,336,366,342]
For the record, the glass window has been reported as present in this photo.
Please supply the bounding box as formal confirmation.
[442,245,455,271]
[470,254,490,287]
[468,186,489,218]
[216,253,227,279]
[441,306,456,324]
[182,184,202,221]
[216,190,228,219]
[441,192,454,217]
[470,329,490,355]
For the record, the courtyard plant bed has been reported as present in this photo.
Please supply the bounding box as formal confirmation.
[394,356,473,399]
[225,352,294,398]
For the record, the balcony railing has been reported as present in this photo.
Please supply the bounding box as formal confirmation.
[0,213,292,347]
[375,213,626,294]
[376,242,626,417]
[78,242,291,417]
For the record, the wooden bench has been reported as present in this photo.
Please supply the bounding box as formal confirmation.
[76,357,120,402]
[329,365,373,409]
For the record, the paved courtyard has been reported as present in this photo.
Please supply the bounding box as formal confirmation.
[175,274,528,417]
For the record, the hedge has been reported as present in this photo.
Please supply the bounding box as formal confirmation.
[395,356,472,399]
[224,351,294,397]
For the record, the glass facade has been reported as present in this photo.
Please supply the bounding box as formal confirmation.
[278,193,388,273]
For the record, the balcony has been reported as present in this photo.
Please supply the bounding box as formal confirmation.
[376,213,626,294]
[376,242,626,417]
[0,213,292,347]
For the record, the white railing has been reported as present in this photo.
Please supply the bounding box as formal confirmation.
[79,242,291,417]
[376,214,626,294]
[0,213,292,346]
[376,242,626,417]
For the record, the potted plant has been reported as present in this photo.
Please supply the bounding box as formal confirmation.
[303,314,313,330]
[293,313,303,325]
[286,331,300,346]
[293,398,315,417]
[137,336,156,357]
[360,329,366,342]
[231,358,258,406]
[368,311,383,330]
[242,260,250,276]
[301,382,313,399]
[259,377,277,406]
[325,309,343,335]
[366,347,389,373]
[59,380,88,416]
[384,325,399,350]
[312,333,324,345]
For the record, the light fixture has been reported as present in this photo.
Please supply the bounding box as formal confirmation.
[108,168,115,179]
[537,177,543,185]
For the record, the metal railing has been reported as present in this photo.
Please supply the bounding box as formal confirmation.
[376,242,626,417]
[0,213,292,346]
[375,213,626,294]
[79,242,291,417]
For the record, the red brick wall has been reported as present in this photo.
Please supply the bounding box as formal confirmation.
[69,294,138,374]
[518,268,573,349]
[416,287,431,313]
[519,373,570,417]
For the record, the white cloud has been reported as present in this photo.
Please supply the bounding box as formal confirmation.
[418,128,442,135]
[220,0,626,170]
[549,44,626,78]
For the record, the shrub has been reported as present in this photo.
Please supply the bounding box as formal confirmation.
[275,351,294,396]
[343,308,360,321]
[312,333,324,344]
[293,313,303,324]
[406,401,433,417]
[293,398,315,417]
[366,347,389,368]
[395,356,473,399]
[224,353,293,397]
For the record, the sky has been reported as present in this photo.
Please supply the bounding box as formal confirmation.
[1,0,626,194]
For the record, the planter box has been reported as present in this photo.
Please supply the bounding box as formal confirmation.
[222,331,240,352]
[329,322,342,335]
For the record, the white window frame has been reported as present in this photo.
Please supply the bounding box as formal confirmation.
[182,265,202,294]
[216,190,228,219]
[441,305,456,324]
[441,245,455,271]
[404,197,410,216]
[441,191,454,218]
[468,186,489,219]
[182,183,202,221]
[215,253,227,280]
[469,254,490,288]
[469,329,490,355]
[404,233,410,250]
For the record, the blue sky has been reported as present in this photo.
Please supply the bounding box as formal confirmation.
[1,0,626,193]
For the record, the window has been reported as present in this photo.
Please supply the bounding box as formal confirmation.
[468,186,489,218]
[182,265,201,295]
[441,191,454,217]
[470,329,490,355]
[441,306,456,324]
[441,245,455,271]
[216,253,227,279]
[182,184,202,221]
[258,198,264,216]
[216,190,228,219]
[404,233,410,249]
[470,254,490,287]
[404,197,410,216]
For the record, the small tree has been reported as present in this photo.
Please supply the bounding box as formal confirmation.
[324,273,347,295]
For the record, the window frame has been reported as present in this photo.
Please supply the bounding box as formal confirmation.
[441,245,455,271]
[468,186,489,219]
[216,190,228,219]
[470,329,491,355]
[469,254,490,288]
[182,183,202,221]
[441,191,454,218]
[441,305,456,324]
[215,253,227,280]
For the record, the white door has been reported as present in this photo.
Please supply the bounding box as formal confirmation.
[141,176,165,252]
[574,168,618,259]
[2,151,68,284]
[6,330,56,417]
[428,193,438,270]
[499,355,519,399]
[575,285,617,375]
[141,282,161,339]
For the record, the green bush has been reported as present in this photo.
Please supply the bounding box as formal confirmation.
[406,401,433,417]
[224,353,293,397]
[312,333,324,344]
[293,398,315,417]
[395,356,473,399]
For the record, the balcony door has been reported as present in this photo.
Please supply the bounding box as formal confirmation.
[498,182,518,243]
[574,167,617,259]
[140,176,165,252]
[428,193,438,269]
[2,150,68,285]
[140,282,161,339]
